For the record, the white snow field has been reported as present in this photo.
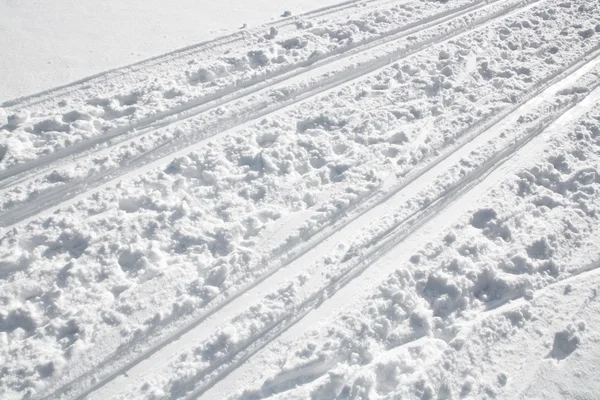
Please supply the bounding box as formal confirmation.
[0,0,343,103]
[1,0,600,399]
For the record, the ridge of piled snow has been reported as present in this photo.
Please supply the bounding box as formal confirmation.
[200,84,600,400]
[100,59,600,400]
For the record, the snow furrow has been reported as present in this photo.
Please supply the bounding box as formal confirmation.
[197,77,600,400]
[83,46,600,400]
[182,71,600,400]
[2,0,599,398]
[0,0,532,229]
[0,0,476,179]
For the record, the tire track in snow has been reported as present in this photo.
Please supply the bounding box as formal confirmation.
[0,0,537,230]
[191,64,600,400]
[72,39,600,400]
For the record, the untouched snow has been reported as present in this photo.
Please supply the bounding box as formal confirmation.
[0,0,341,103]
[1,0,600,399]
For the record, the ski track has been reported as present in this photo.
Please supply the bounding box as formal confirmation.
[188,67,600,399]
[0,0,461,187]
[0,1,390,188]
[26,1,562,396]
[1,0,396,110]
[78,37,600,400]
[2,0,600,398]
[194,77,600,400]
[0,0,531,230]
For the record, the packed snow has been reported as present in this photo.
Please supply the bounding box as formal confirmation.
[1,0,600,399]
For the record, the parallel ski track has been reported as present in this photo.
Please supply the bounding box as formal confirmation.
[35,2,595,397]
[264,257,600,400]
[0,0,472,188]
[185,60,600,400]
[1,0,537,230]
[46,22,600,400]
[2,0,396,109]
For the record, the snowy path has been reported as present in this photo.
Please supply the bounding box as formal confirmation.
[93,58,600,400]
[0,0,391,103]
[0,0,532,229]
[0,0,470,175]
[1,0,600,399]
[79,47,600,400]
[198,74,600,400]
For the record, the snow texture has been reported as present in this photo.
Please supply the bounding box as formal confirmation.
[1,0,600,399]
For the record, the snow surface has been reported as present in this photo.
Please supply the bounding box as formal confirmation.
[0,0,341,103]
[1,0,600,399]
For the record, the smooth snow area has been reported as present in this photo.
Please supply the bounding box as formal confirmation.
[1,0,600,399]
[0,0,340,102]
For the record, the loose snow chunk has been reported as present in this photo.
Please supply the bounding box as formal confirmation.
[247,50,271,68]
[296,114,346,133]
[205,263,229,287]
[549,325,581,360]
[470,208,497,229]
[264,26,279,40]
[187,64,229,84]
[526,237,555,260]
[440,65,454,77]
[5,110,30,129]
[438,49,451,60]
[579,28,595,39]
[279,37,308,50]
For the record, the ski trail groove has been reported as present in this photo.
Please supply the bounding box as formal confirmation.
[37,8,598,398]
[66,39,600,400]
[2,0,395,109]
[189,69,600,400]
[0,0,487,189]
[1,0,540,230]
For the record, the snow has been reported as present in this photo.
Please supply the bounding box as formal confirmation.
[1,0,600,399]
[0,0,342,103]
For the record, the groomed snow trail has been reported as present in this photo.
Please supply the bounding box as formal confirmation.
[0,0,480,182]
[1,0,600,399]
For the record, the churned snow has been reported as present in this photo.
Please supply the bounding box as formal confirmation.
[1,0,600,399]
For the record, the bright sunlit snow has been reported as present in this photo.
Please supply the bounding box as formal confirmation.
[1,0,600,399]
[0,0,341,102]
